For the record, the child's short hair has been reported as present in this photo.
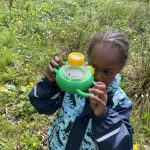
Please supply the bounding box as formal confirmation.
[87,29,129,66]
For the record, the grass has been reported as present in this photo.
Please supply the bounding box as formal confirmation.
[0,0,150,149]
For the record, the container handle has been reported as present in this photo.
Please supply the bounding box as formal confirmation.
[76,89,91,98]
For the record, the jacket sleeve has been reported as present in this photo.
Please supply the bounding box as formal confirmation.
[29,77,64,115]
[92,96,133,150]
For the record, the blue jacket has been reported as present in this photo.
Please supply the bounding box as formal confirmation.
[29,74,133,150]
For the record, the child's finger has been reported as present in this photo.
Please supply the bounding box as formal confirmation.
[89,88,106,100]
[46,65,56,81]
[89,88,105,97]
[54,56,60,62]
[58,57,63,66]
[54,56,63,67]
[90,94,106,106]
[50,60,59,67]
[93,85,107,93]
[48,64,54,73]
[94,81,105,85]
[89,94,97,109]
[93,82,107,92]
[90,94,97,104]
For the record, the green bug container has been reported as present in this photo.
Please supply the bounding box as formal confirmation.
[53,52,94,98]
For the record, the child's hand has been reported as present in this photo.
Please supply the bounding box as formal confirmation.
[89,82,107,116]
[46,56,63,81]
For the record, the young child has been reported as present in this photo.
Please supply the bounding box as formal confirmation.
[29,29,133,150]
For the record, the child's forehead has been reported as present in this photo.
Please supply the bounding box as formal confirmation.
[91,43,120,56]
[88,43,122,67]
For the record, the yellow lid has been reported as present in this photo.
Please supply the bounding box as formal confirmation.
[68,52,85,66]
[87,65,95,75]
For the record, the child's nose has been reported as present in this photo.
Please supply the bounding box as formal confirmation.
[94,72,103,82]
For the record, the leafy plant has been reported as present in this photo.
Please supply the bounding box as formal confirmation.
[123,48,150,126]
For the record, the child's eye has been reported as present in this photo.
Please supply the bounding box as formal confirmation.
[104,71,112,76]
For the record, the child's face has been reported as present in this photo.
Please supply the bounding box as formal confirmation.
[88,43,123,86]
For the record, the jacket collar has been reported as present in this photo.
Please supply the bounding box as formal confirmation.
[107,74,121,93]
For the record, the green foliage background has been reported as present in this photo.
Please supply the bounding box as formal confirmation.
[0,0,149,149]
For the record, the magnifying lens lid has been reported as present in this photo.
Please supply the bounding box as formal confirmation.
[64,67,87,79]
